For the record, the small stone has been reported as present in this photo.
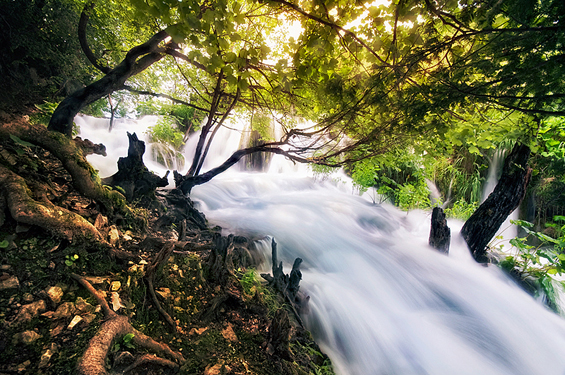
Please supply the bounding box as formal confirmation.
[94,214,108,229]
[108,226,120,245]
[204,363,231,375]
[17,360,31,373]
[48,262,56,270]
[50,323,65,337]
[74,297,94,314]
[0,276,19,291]
[11,300,46,326]
[110,281,121,292]
[38,343,58,368]
[13,330,41,345]
[46,286,64,305]
[189,327,208,335]
[0,264,11,271]
[22,293,34,303]
[221,324,238,342]
[41,311,55,319]
[155,287,171,300]
[53,302,75,319]
[67,315,83,330]
[82,313,97,324]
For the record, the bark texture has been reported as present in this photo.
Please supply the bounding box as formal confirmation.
[0,164,103,241]
[461,144,532,262]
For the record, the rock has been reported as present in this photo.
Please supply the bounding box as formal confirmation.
[0,275,19,291]
[155,287,172,300]
[82,313,97,324]
[46,286,64,305]
[53,302,75,319]
[22,293,34,303]
[110,280,121,292]
[204,363,231,375]
[38,343,59,368]
[67,315,83,330]
[0,264,11,271]
[17,360,31,373]
[108,226,121,245]
[222,324,238,342]
[13,330,42,345]
[94,213,108,229]
[11,300,46,326]
[74,296,94,314]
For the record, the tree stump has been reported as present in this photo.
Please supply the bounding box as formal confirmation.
[102,132,168,205]
[461,144,532,262]
[429,207,450,254]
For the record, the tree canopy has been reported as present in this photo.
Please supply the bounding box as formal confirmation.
[39,0,564,191]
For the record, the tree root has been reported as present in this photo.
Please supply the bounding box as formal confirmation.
[0,119,129,215]
[0,164,103,242]
[71,273,184,375]
[145,242,177,330]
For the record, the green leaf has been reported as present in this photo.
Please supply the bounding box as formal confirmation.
[10,134,34,147]
[0,240,9,248]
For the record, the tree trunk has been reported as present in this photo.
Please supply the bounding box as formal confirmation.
[461,144,532,262]
[48,31,170,137]
[429,207,450,254]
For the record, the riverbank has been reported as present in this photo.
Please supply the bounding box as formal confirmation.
[0,114,333,374]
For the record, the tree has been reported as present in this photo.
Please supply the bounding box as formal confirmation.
[43,0,564,196]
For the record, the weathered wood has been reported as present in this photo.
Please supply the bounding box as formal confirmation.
[102,132,168,205]
[461,144,532,262]
[266,309,292,360]
[429,207,450,254]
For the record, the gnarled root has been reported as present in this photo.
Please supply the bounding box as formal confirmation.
[145,242,177,330]
[71,274,184,375]
[0,164,103,242]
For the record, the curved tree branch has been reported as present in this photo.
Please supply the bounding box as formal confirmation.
[78,2,111,74]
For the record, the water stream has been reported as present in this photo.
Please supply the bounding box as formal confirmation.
[78,115,565,375]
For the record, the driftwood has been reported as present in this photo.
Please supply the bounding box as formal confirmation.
[429,207,450,254]
[461,144,532,262]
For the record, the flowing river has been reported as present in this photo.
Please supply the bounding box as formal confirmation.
[77,115,565,375]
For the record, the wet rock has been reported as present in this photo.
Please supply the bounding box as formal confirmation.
[46,286,64,305]
[38,343,59,368]
[13,330,42,345]
[74,296,94,314]
[11,300,46,326]
[53,302,75,319]
[0,275,19,291]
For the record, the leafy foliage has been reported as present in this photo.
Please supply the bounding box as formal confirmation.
[497,219,565,314]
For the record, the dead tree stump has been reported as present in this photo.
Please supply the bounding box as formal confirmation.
[461,144,532,262]
[102,132,168,205]
[429,207,450,254]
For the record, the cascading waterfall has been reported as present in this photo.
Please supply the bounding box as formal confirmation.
[79,115,565,375]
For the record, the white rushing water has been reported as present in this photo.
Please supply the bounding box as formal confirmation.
[78,115,565,375]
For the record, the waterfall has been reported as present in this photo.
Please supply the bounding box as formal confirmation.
[78,115,565,375]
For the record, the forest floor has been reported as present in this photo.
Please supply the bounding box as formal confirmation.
[0,113,333,375]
